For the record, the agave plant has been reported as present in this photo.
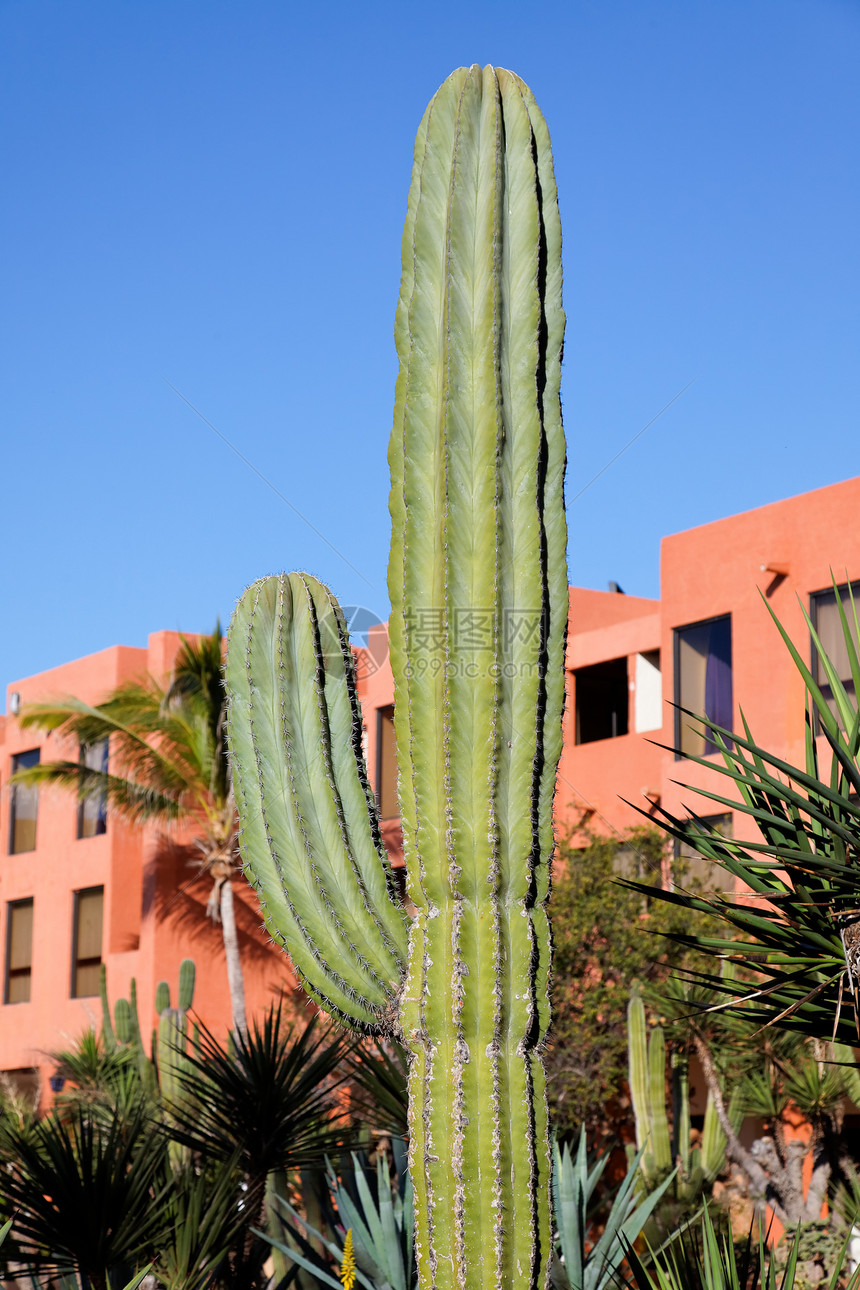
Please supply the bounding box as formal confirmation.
[549,1131,674,1290]
[268,1140,416,1290]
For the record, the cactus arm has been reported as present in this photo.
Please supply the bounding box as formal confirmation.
[389,65,566,1290]
[155,981,170,1015]
[178,959,196,1012]
[647,1025,672,1175]
[114,998,132,1044]
[628,993,652,1157]
[671,1052,691,1176]
[226,572,408,1029]
[99,965,116,1052]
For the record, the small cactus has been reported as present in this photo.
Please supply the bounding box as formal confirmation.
[155,958,197,1107]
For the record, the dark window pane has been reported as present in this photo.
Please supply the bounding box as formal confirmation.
[574,657,629,745]
[674,617,733,757]
[673,813,732,889]
[9,750,39,854]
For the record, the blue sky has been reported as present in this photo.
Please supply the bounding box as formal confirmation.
[2,0,858,703]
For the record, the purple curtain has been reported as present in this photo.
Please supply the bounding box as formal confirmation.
[704,618,733,750]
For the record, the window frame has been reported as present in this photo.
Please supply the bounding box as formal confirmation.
[809,580,860,724]
[9,749,40,855]
[5,898,34,1005]
[77,738,109,840]
[375,705,398,821]
[70,886,104,999]
[673,613,733,761]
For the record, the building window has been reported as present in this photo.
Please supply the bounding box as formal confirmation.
[574,658,629,745]
[5,899,34,1004]
[673,813,733,889]
[375,706,399,820]
[71,887,103,998]
[77,739,108,839]
[674,616,733,758]
[810,581,860,719]
[9,750,40,854]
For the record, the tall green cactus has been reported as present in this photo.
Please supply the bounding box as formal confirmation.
[627,992,735,1207]
[227,64,567,1290]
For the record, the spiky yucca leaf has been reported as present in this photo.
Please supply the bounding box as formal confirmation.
[624,584,860,1044]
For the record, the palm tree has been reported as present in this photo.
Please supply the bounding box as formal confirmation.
[11,627,249,1035]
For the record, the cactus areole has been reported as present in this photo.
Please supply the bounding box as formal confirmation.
[226,65,567,1289]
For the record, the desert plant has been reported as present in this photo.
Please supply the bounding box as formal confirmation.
[627,990,737,1215]
[268,1140,416,1290]
[0,1104,169,1289]
[168,1006,355,1288]
[225,63,567,1290]
[225,62,567,1290]
[625,585,860,1047]
[549,1131,675,1290]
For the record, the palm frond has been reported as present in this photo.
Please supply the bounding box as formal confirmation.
[0,1106,169,1282]
[167,1007,356,1189]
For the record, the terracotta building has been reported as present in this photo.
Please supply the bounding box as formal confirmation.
[3,475,860,1102]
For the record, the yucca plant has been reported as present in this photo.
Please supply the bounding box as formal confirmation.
[167,1006,355,1289]
[225,63,567,1290]
[625,584,860,1048]
[0,1105,169,1289]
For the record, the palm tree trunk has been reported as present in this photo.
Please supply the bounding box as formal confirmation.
[220,877,248,1038]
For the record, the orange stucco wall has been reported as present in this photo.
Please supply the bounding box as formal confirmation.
[0,632,293,1106]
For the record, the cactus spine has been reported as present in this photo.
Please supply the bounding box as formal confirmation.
[227,65,567,1290]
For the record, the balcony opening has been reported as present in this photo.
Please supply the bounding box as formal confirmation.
[574,658,629,745]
